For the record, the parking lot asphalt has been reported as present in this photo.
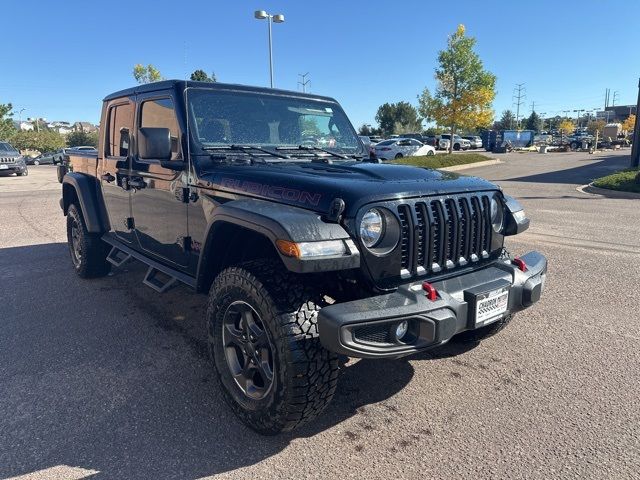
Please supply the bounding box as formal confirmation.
[1,153,639,480]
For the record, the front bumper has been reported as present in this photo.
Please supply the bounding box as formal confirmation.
[0,163,26,174]
[318,251,547,358]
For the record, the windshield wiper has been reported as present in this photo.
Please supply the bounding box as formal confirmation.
[276,145,350,160]
[203,144,291,160]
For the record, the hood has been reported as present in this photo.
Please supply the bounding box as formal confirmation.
[198,160,499,216]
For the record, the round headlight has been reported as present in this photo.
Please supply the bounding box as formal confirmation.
[490,196,504,232]
[360,208,384,248]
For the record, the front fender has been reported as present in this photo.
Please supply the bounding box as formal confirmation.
[197,197,360,278]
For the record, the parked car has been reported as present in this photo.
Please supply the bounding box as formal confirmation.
[60,79,546,434]
[368,135,384,144]
[462,136,482,149]
[27,152,57,165]
[424,136,450,150]
[0,142,28,176]
[358,135,376,160]
[374,138,436,160]
[70,146,98,153]
[439,134,471,151]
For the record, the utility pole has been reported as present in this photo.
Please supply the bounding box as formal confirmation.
[605,88,610,109]
[297,72,310,93]
[513,83,526,129]
[612,91,619,107]
[631,78,640,168]
[530,101,536,114]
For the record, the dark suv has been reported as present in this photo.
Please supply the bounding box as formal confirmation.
[0,142,28,176]
[60,80,547,434]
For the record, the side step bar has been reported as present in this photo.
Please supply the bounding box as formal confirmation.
[107,247,131,267]
[102,235,196,292]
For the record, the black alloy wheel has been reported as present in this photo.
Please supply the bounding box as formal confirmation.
[222,300,275,400]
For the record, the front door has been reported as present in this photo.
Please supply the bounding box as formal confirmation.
[130,94,190,269]
[100,100,134,243]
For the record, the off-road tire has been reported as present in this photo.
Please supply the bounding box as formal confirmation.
[455,313,515,343]
[66,203,111,278]
[207,259,339,434]
[16,170,27,176]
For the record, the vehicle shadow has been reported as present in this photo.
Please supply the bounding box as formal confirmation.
[1,242,471,479]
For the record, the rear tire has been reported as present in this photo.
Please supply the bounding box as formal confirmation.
[454,143,461,151]
[394,153,403,159]
[66,203,111,278]
[207,259,339,434]
[455,314,515,343]
[427,150,435,156]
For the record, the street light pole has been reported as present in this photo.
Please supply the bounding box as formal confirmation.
[254,10,285,88]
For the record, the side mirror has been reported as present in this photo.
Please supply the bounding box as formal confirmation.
[138,127,171,160]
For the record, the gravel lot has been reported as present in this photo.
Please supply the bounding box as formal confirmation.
[1,152,639,480]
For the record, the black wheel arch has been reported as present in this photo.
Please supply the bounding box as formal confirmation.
[62,173,110,233]
[195,198,360,293]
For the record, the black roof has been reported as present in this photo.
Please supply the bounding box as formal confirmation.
[103,80,337,103]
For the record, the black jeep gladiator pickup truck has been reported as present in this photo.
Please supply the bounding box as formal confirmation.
[60,80,547,434]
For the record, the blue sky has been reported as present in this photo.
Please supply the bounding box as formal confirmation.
[2,0,639,128]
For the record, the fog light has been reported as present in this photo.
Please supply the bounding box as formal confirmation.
[395,320,409,341]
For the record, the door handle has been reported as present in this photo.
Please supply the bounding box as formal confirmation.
[101,172,115,183]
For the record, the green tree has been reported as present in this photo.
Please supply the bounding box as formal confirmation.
[190,70,217,82]
[418,25,496,152]
[9,130,65,152]
[0,103,17,141]
[133,64,163,84]
[67,130,99,147]
[375,102,422,136]
[494,110,515,130]
[586,120,606,136]
[525,111,542,132]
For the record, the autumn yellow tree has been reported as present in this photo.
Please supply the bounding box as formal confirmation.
[558,119,575,134]
[418,25,496,152]
[622,114,636,133]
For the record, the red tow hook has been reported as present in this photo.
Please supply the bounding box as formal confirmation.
[512,257,527,272]
[422,281,438,301]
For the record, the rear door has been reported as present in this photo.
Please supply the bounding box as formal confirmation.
[130,94,190,269]
[100,99,135,243]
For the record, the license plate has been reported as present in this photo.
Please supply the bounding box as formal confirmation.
[475,287,509,326]
[0,164,8,170]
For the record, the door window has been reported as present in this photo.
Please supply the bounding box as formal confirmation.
[107,103,134,157]
[140,98,181,159]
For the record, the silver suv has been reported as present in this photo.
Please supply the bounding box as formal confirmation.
[439,134,471,151]
[0,142,28,176]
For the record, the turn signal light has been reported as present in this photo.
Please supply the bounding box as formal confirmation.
[513,257,527,272]
[422,281,438,301]
[276,239,301,258]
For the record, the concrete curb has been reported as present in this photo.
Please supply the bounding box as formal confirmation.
[576,183,640,200]
[440,158,502,172]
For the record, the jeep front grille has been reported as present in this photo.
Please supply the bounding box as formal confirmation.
[397,194,493,277]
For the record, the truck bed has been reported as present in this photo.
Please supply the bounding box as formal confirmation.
[66,151,99,178]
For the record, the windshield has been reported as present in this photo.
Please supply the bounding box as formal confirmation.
[187,89,363,156]
[0,142,19,155]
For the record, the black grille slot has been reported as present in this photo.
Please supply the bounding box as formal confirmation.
[396,193,493,277]
[353,324,393,344]
[397,205,411,271]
